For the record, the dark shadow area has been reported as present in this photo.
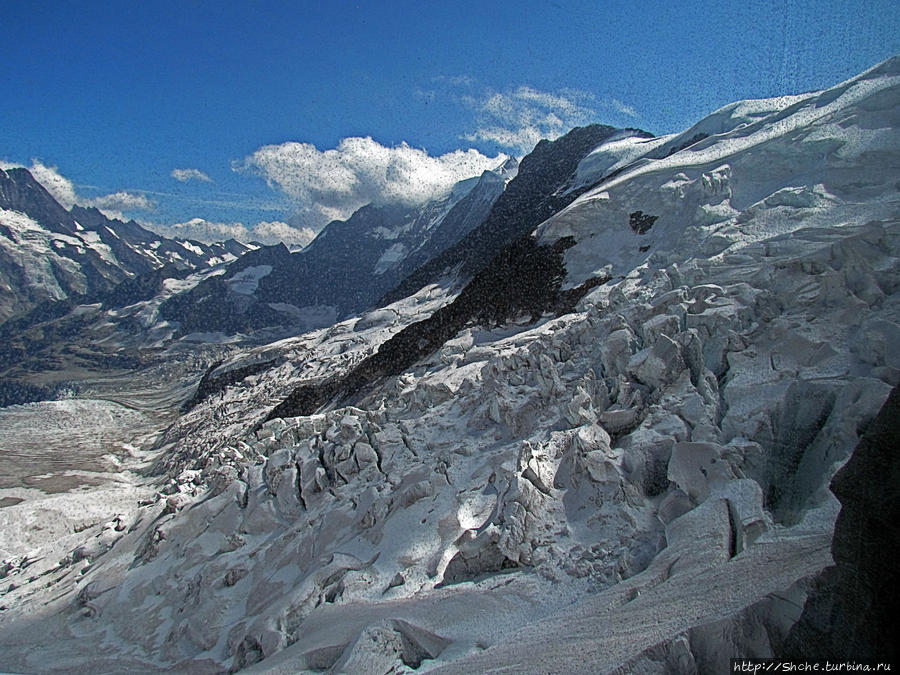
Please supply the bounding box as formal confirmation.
[782,384,900,662]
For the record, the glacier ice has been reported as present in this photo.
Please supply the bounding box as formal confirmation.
[0,57,899,673]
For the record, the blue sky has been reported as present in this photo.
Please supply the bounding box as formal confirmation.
[2,0,898,244]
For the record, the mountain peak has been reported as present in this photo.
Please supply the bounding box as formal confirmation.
[0,168,254,323]
[0,166,78,235]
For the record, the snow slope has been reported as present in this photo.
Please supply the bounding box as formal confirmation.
[537,56,900,288]
[0,57,898,673]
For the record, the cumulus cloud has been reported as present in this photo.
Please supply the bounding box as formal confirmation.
[90,191,155,212]
[236,137,506,229]
[146,218,316,249]
[462,85,599,154]
[148,218,246,243]
[5,159,315,248]
[171,168,212,183]
[19,160,80,209]
[428,78,640,153]
[252,220,316,248]
[2,160,155,219]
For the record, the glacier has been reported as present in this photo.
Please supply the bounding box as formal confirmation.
[0,57,898,673]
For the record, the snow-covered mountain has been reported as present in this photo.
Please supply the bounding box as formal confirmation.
[159,123,641,338]
[1,56,899,673]
[0,127,623,406]
[158,157,519,335]
[0,167,252,322]
[382,124,647,306]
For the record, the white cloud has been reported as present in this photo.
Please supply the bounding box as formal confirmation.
[251,220,316,248]
[148,218,246,243]
[86,191,155,221]
[437,80,641,153]
[445,75,476,87]
[463,86,599,154]
[6,159,315,248]
[2,160,155,219]
[146,218,316,249]
[610,98,639,118]
[171,168,212,183]
[466,125,547,153]
[236,137,505,230]
[90,191,154,212]
[23,160,80,209]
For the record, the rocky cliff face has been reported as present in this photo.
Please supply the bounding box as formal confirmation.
[782,384,900,662]
[0,167,79,235]
[262,124,641,419]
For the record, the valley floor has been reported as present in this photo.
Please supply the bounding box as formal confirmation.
[0,376,186,619]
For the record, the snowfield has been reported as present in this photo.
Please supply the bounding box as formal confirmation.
[0,57,898,673]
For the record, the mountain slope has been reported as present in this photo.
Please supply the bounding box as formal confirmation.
[0,57,898,674]
[382,124,648,305]
[157,158,518,335]
[0,167,251,322]
[534,56,900,293]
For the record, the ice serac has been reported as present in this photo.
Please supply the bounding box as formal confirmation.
[0,57,898,674]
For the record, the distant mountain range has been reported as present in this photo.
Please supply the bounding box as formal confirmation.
[157,124,649,337]
[0,125,642,403]
[1,123,648,342]
[157,156,520,334]
[0,167,253,322]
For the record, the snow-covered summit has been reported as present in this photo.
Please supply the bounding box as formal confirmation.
[538,54,900,289]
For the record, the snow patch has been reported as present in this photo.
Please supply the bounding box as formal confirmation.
[226,264,273,295]
[373,242,408,275]
[179,240,206,256]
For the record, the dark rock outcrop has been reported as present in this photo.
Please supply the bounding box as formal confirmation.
[158,243,293,334]
[629,211,658,235]
[183,358,278,411]
[782,384,900,662]
[0,168,78,235]
[265,125,636,421]
[266,235,607,421]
